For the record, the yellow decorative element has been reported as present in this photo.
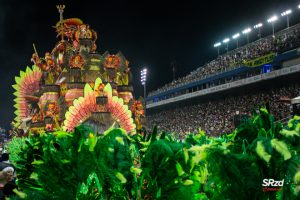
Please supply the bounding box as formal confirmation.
[121,74,129,85]
[31,160,44,165]
[256,141,271,163]
[104,83,112,97]
[294,171,300,184]
[130,166,142,174]
[183,180,193,185]
[115,172,127,184]
[89,65,100,70]
[91,58,100,62]
[243,53,276,67]
[84,84,93,97]
[115,136,125,145]
[94,77,102,91]
[270,139,291,160]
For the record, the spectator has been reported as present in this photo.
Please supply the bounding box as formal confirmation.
[148,25,300,98]
[0,153,16,182]
[147,84,300,137]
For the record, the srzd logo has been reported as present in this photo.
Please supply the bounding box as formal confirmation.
[262,179,284,192]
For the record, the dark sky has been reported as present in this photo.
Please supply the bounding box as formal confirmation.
[0,0,298,129]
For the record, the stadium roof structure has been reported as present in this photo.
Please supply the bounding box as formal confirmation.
[291,96,300,104]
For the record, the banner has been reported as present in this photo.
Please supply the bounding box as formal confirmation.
[243,53,276,67]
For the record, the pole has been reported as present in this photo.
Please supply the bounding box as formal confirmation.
[217,47,219,56]
[173,66,175,81]
[171,61,176,81]
[32,43,39,57]
[143,83,146,101]
[226,43,228,52]
[287,15,289,28]
[56,5,65,41]
[247,34,249,44]
[236,39,239,49]
[144,83,146,116]
[272,23,275,37]
[258,28,261,39]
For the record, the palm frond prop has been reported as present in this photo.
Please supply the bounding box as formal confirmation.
[63,77,136,134]
[12,65,42,127]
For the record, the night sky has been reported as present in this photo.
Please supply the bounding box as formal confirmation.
[0,0,298,129]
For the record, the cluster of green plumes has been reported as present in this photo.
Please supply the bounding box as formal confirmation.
[7,109,300,200]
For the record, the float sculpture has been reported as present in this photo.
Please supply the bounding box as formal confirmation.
[12,5,144,135]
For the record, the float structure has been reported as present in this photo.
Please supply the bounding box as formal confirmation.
[12,5,145,134]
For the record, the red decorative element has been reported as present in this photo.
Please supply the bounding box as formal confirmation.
[65,89,84,106]
[69,54,85,69]
[75,24,93,40]
[104,55,121,69]
[45,123,54,131]
[31,112,42,123]
[45,103,59,118]
[51,42,66,65]
[32,52,61,80]
[130,100,145,118]
[95,83,105,97]
[45,52,56,70]
[39,93,59,111]
[130,100,145,130]
[63,18,83,26]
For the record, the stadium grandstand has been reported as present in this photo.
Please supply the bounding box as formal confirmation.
[146,7,300,136]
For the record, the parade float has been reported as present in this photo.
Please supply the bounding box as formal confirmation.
[12,5,145,135]
[6,5,300,200]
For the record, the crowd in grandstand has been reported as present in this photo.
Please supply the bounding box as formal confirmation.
[147,84,300,138]
[148,25,300,97]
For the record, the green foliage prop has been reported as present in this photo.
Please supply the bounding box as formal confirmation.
[6,109,300,199]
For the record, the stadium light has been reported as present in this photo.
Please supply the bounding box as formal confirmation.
[223,38,230,52]
[232,33,240,48]
[298,5,300,9]
[281,9,292,16]
[254,23,263,39]
[214,42,221,56]
[267,15,278,23]
[267,15,278,37]
[232,33,240,39]
[141,68,147,86]
[223,38,230,43]
[140,68,147,113]
[281,9,292,28]
[214,42,221,47]
[242,28,252,44]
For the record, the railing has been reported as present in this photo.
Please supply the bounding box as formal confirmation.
[147,64,300,108]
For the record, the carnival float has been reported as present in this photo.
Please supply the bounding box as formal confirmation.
[6,5,299,200]
[12,5,145,135]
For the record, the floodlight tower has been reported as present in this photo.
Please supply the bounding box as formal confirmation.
[242,27,251,44]
[232,33,240,48]
[267,15,278,37]
[214,42,221,56]
[281,9,292,28]
[254,23,263,39]
[223,38,230,52]
[141,68,147,113]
